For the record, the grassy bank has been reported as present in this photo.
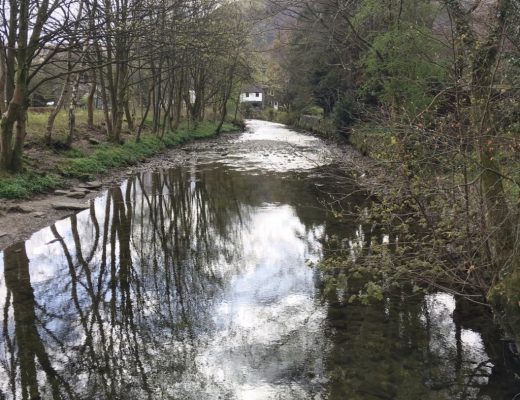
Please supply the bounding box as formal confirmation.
[0,173,63,199]
[58,121,237,179]
[0,118,239,199]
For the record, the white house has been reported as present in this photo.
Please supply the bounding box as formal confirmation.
[240,85,264,106]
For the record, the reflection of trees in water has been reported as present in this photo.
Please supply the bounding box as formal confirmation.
[136,166,250,322]
[0,165,443,398]
[319,220,519,399]
[308,170,520,398]
[2,242,73,400]
[1,164,517,399]
[0,166,249,399]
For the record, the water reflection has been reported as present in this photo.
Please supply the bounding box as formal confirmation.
[319,211,520,399]
[0,121,518,399]
[0,165,331,399]
[3,242,71,399]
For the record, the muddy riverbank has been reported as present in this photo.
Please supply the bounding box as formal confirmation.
[0,132,238,250]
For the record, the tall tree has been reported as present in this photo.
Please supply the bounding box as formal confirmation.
[0,0,74,171]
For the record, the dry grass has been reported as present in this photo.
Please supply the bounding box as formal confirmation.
[26,109,106,143]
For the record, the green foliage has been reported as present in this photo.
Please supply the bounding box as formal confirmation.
[334,96,358,134]
[303,106,324,117]
[0,173,62,199]
[282,6,348,117]
[280,0,447,124]
[349,123,394,157]
[362,26,446,116]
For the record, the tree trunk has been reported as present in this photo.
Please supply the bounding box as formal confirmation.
[96,64,113,139]
[0,114,15,169]
[67,73,81,147]
[233,92,240,122]
[87,69,97,130]
[0,50,7,114]
[468,15,513,268]
[216,59,237,135]
[136,86,153,143]
[112,80,127,142]
[173,76,184,131]
[11,110,27,171]
[45,73,72,145]
[125,99,134,132]
[1,84,26,172]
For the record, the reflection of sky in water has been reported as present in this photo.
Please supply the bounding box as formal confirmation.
[422,293,492,396]
[200,206,327,399]
[0,120,512,399]
[166,205,329,399]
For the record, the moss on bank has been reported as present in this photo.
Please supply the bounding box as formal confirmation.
[0,173,62,199]
[0,121,239,199]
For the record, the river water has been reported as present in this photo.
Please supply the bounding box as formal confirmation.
[0,120,518,399]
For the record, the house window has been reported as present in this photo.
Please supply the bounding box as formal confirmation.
[245,93,250,98]
[255,92,260,98]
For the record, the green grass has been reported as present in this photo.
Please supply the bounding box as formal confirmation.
[59,121,237,179]
[0,173,62,199]
[61,148,86,158]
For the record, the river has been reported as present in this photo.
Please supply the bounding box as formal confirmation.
[0,120,518,399]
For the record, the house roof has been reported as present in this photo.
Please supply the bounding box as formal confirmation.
[243,85,264,93]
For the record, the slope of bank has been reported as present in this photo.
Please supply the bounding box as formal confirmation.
[0,121,239,199]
